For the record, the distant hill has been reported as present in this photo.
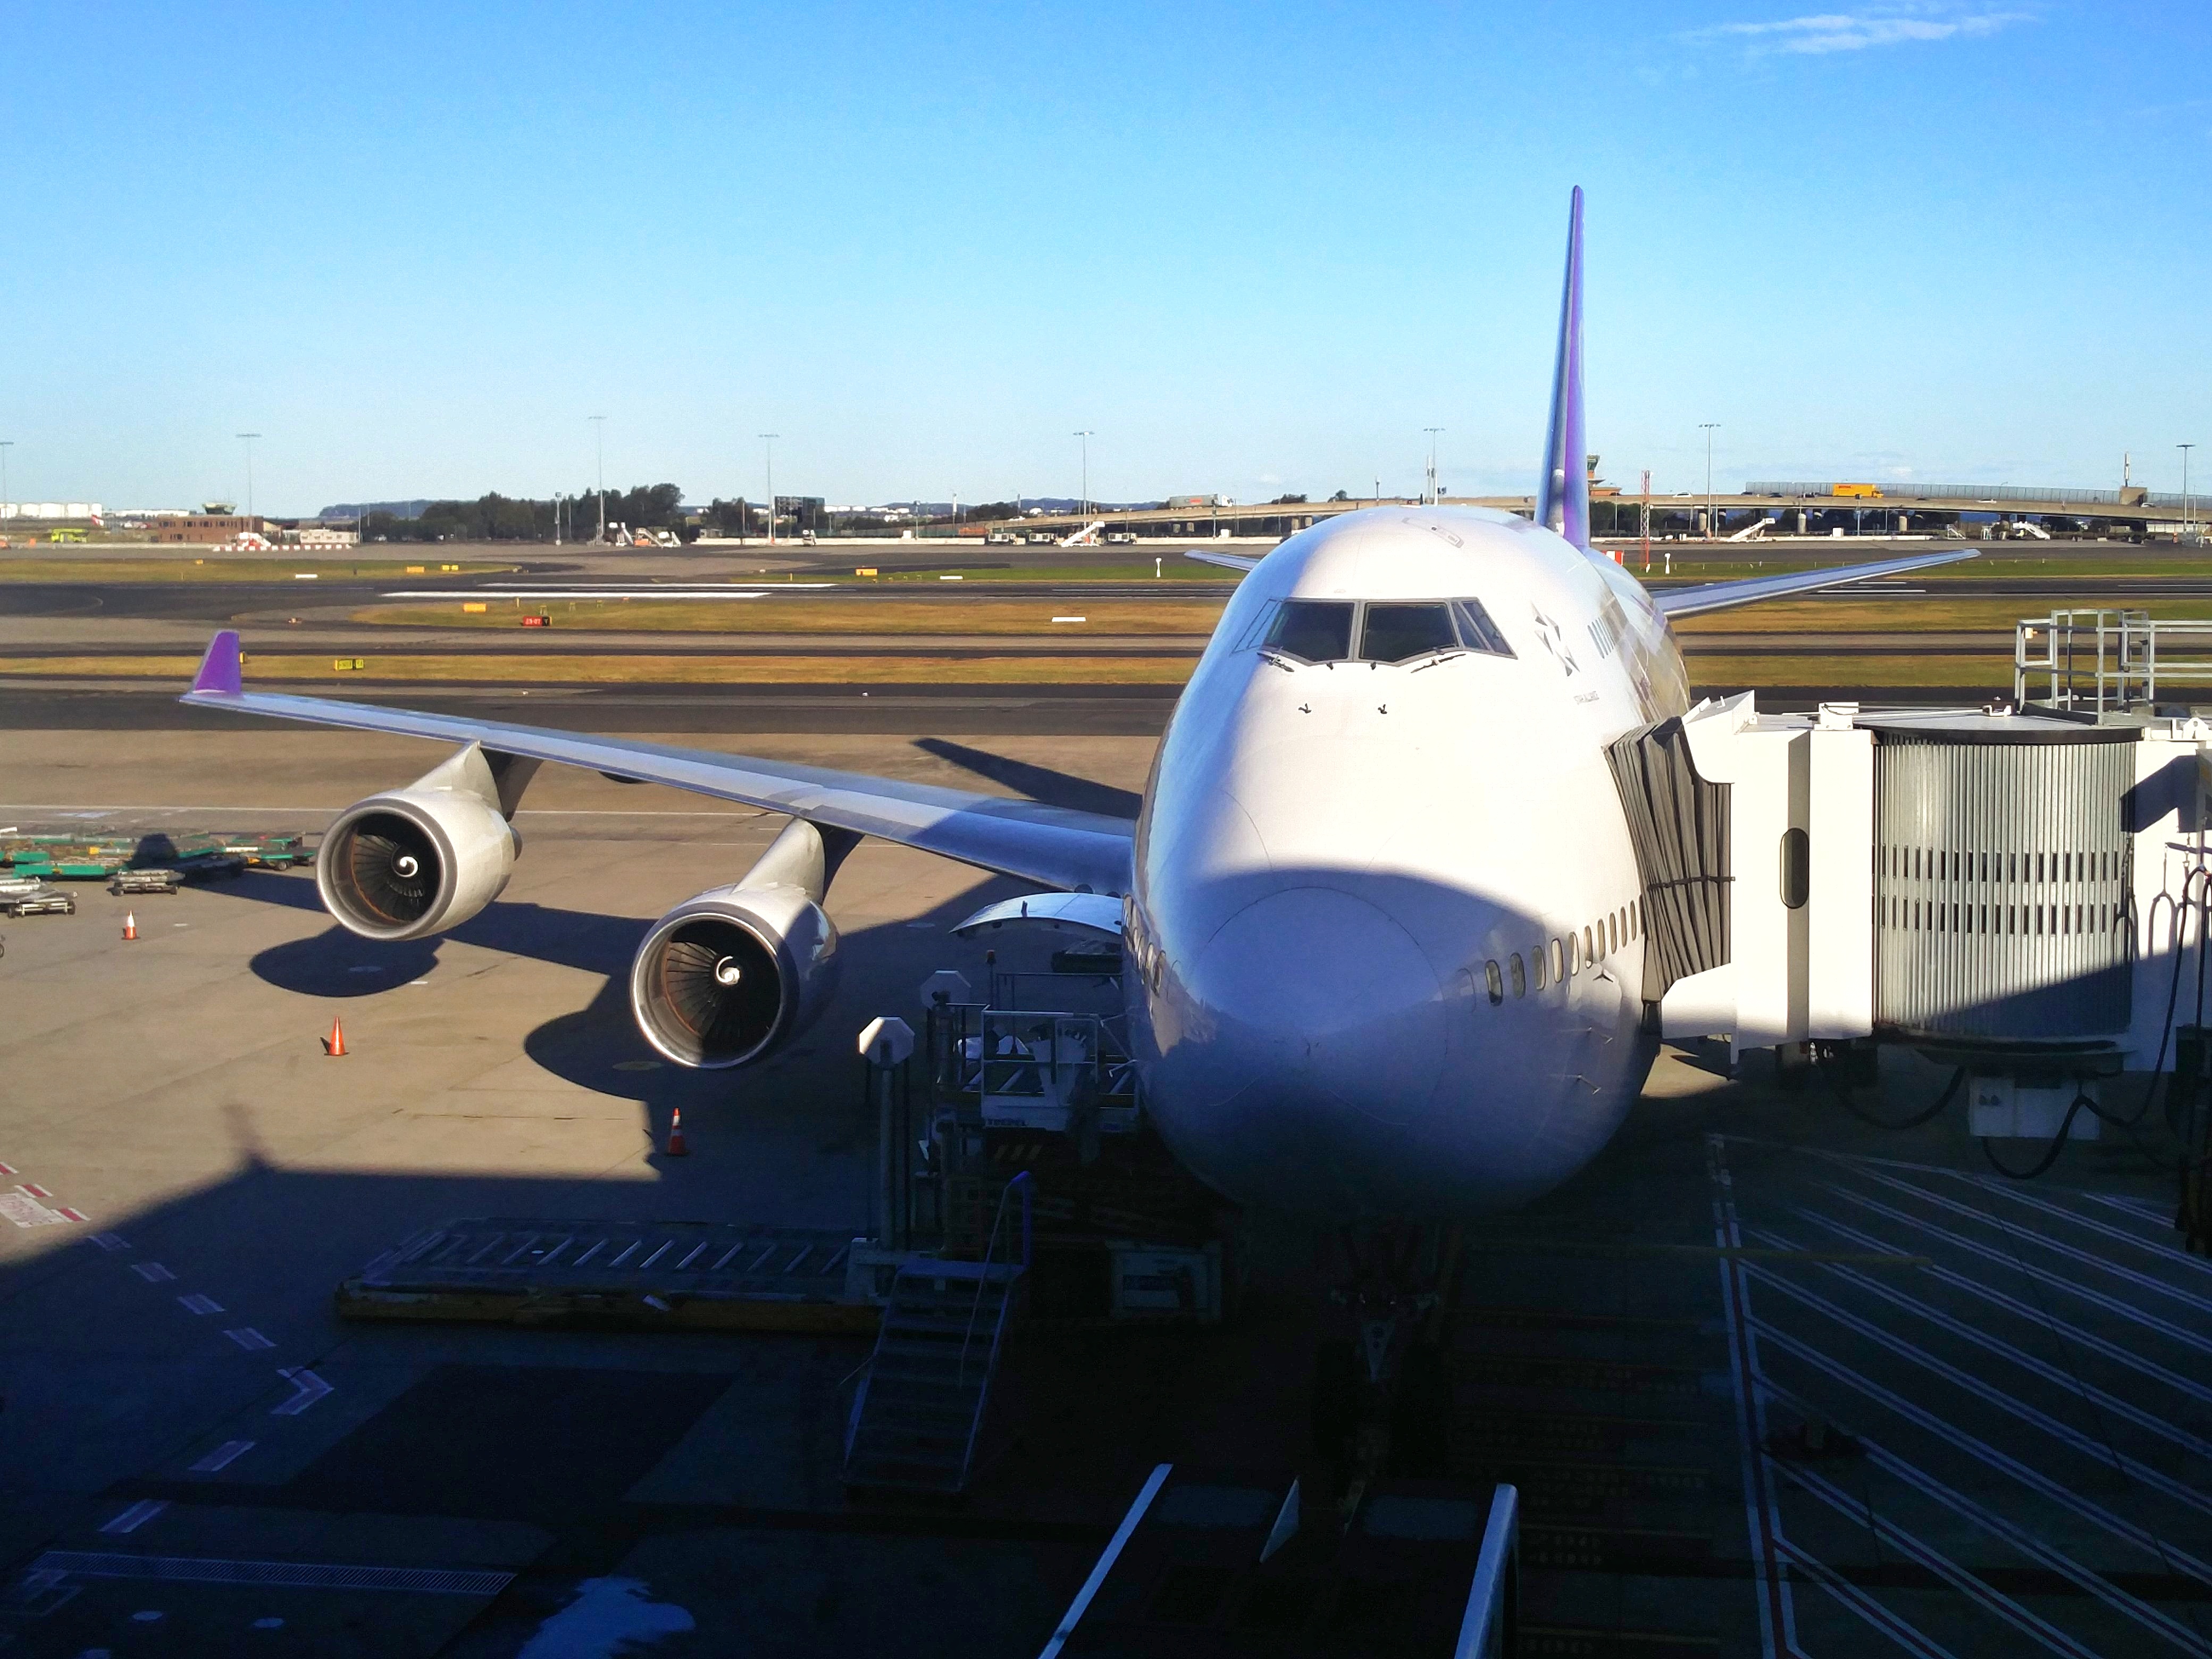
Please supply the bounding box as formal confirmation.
[319,499,432,521]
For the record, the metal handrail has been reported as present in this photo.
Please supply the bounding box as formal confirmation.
[952,1169,1032,1489]
[958,1169,1031,1388]
[1454,1484,1521,1658]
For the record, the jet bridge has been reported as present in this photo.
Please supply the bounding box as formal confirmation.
[1610,693,2212,1147]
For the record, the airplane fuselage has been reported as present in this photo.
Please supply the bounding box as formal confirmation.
[1125,506,1691,1218]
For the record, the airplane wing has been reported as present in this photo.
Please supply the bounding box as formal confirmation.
[179,631,1135,896]
[1185,549,1260,574]
[1651,548,1976,619]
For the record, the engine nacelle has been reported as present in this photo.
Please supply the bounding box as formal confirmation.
[630,882,840,1068]
[317,787,520,941]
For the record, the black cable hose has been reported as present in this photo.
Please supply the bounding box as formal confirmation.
[1828,1062,1965,1133]
[1982,1095,2095,1180]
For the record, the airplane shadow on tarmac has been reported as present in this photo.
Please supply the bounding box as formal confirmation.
[213,865,1037,1147]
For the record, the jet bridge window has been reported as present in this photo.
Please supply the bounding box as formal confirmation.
[1360,604,1458,664]
[1265,600,1355,664]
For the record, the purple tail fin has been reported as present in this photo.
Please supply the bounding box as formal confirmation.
[1536,187,1589,549]
[191,629,242,696]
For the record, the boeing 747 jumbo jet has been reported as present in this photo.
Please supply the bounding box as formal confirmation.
[183,189,1968,1225]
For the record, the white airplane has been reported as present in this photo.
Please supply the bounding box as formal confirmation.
[182,188,1970,1224]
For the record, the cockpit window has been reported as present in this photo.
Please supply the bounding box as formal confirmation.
[1359,603,1457,663]
[1453,598,1514,656]
[1266,600,1355,664]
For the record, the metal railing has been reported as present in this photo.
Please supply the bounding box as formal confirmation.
[1454,1484,1522,1658]
[2015,610,2212,713]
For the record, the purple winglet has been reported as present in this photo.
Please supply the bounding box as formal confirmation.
[191,629,243,695]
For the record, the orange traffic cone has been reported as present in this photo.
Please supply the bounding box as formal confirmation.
[323,1017,347,1057]
[665,1107,689,1157]
[122,911,138,941]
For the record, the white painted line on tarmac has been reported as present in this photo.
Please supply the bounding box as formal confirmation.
[1814,1184,2212,1359]
[224,1328,274,1351]
[130,1262,176,1283]
[1790,1202,2212,1410]
[188,1440,254,1474]
[0,1193,67,1228]
[176,1294,223,1316]
[271,1369,332,1417]
[98,1501,167,1535]
[57,1206,89,1222]
[1771,1535,1956,1659]
[1747,1223,2212,1464]
[1753,1321,2212,1589]
[20,1182,53,1199]
[30,1550,513,1596]
[1779,1460,2101,1659]
[1763,1373,2212,1658]
[1748,1260,2212,1519]
[0,1160,15,1175]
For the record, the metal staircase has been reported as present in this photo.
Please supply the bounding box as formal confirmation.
[843,1174,1031,1495]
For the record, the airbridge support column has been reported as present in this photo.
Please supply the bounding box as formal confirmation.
[1674,696,1874,1055]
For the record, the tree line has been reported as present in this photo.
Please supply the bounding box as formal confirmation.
[361,484,686,543]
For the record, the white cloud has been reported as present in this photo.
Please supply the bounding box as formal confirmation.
[1690,7,2030,56]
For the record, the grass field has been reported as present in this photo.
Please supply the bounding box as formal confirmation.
[0,557,514,582]
[353,598,1230,634]
[0,652,1199,685]
[1637,549,2212,583]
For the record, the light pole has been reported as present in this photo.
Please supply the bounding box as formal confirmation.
[588,416,607,543]
[0,440,12,530]
[1074,431,1094,521]
[1423,428,1444,505]
[236,432,261,521]
[759,434,779,545]
[1699,423,1720,540]
[2183,443,2198,544]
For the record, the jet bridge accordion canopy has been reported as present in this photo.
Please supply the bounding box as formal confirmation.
[1606,717,1732,1005]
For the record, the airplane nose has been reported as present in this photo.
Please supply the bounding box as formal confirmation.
[1159,885,1447,1210]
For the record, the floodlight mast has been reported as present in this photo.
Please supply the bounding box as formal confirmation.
[589,415,607,543]
[1699,423,1720,540]
[236,432,261,520]
[760,434,779,545]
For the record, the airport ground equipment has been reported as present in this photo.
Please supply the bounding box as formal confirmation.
[0,884,74,917]
[1611,692,2212,1166]
[334,1219,876,1333]
[109,868,181,895]
[1039,1465,1520,1657]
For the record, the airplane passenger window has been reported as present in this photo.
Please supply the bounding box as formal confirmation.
[1266,600,1355,663]
[1484,960,1504,1004]
[1531,948,1546,990]
[1583,926,1595,963]
[1360,603,1457,663]
[1452,598,1515,656]
[1509,954,1526,998]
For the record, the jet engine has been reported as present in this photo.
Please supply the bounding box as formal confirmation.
[317,789,519,942]
[315,742,534,942]
[630,882,840,1068]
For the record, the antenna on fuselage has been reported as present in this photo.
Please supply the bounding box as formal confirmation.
[1536,187,1590,551]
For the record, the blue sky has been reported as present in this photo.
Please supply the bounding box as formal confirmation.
[3,2,2206,514]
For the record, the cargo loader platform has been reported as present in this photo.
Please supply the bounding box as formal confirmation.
[334,1217,880,1334]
